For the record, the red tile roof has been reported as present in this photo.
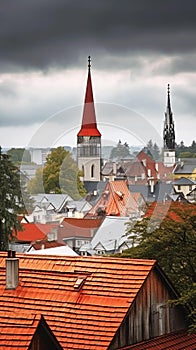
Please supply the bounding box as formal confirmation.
[58,217,103,243]
[0,310,41,349]
[14,223,47,242]
[31,240,64,250]
[86,180,139,217]
[0,253,156,349]
[118,330,196,349]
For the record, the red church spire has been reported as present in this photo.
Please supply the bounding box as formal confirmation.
[77,56,101,137]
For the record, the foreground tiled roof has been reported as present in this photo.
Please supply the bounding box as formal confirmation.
[0,310,41,349]
[0,253,156,349]
[118,330,196,349]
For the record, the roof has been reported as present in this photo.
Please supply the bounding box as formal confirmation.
[32,193,72,212]
[31,240,64,250]
[14,223,48,242]
[174,158,196,174]
[65,199,92,212]
[77,60,101,137]
[173,177,195,185]
[118,329,196,349]
[0,253,156,349]
[101,161,116,176]
[0,310,41,349]
[27,245,78,256]
[129,182,173,203]
[86,180,139,217]
[84,216,132,254]
[57,217,103,243]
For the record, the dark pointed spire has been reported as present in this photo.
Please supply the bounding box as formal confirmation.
[163,84,175,150]
[77,56,101,137]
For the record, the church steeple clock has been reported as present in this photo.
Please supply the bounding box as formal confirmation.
[77,57,101,181]
[163,84,176,166]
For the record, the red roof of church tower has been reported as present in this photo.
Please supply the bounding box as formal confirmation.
[77,56,101,137]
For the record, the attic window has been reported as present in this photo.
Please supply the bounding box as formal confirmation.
[74,277,85,290]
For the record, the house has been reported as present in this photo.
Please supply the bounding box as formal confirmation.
[173,158,196,181]
[58,217,103,253]
[64,199,92,218]
[86,180,140,218]
[79,216,134,256]
[173,177,196,199]
[26,193,73,223]
[187,187,196,203]
[0,252,188,349]
[10,223,58,253]
[102,151,174,186]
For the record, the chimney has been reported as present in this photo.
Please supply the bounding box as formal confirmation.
[6,250,19,289]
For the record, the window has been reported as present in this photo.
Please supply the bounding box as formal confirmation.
[91,164,95,178]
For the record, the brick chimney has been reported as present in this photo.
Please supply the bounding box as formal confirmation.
[6,250,19,289]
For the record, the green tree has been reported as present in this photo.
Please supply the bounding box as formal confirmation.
[27,147,86,199]
[176,140,196,158]
[0,147,26,250]
[7,148,31,164]
[27,167,45,194]
[121,202,196,330]
[109,140,131,160]
[146,140,161,161]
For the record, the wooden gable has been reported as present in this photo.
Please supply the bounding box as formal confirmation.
[108,266,186,349]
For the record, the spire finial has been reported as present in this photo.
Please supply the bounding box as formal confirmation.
[88,56,91,70]
[167,83,170,96]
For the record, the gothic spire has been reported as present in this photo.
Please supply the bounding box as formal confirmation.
[77,56,101,137]
[163,84,175,150]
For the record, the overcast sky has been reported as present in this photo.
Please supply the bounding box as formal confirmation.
[0,0,196,149]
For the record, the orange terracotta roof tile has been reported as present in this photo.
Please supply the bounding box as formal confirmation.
[0,253,155,349]
[118,330,196,349]
[13,223,49,242]
[57,217,103,243]
[87,180,139,217]
[0,311,41,349]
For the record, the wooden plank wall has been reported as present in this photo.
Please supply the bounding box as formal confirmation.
[108,268,186,349]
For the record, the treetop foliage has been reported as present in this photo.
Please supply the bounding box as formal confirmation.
[109,140,132,160]
[27,147,86,200]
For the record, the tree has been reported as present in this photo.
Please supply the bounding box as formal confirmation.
[109,140,131,160]
[120,202,196,330]
[27,147,86,199]
[27,167,45,195]
[176,140,196,158]
[7,148,31,164]
[0,147,26,250]
[146,140,161,161]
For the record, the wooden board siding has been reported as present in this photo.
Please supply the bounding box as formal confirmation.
[108,268,186,350]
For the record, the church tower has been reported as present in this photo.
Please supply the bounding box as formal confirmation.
[77,57,101,181]
[163,84,176,166]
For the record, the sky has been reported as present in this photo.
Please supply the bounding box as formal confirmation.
[0,0,196,150]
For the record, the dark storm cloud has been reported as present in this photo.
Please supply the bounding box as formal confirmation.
[1,0,196,71]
